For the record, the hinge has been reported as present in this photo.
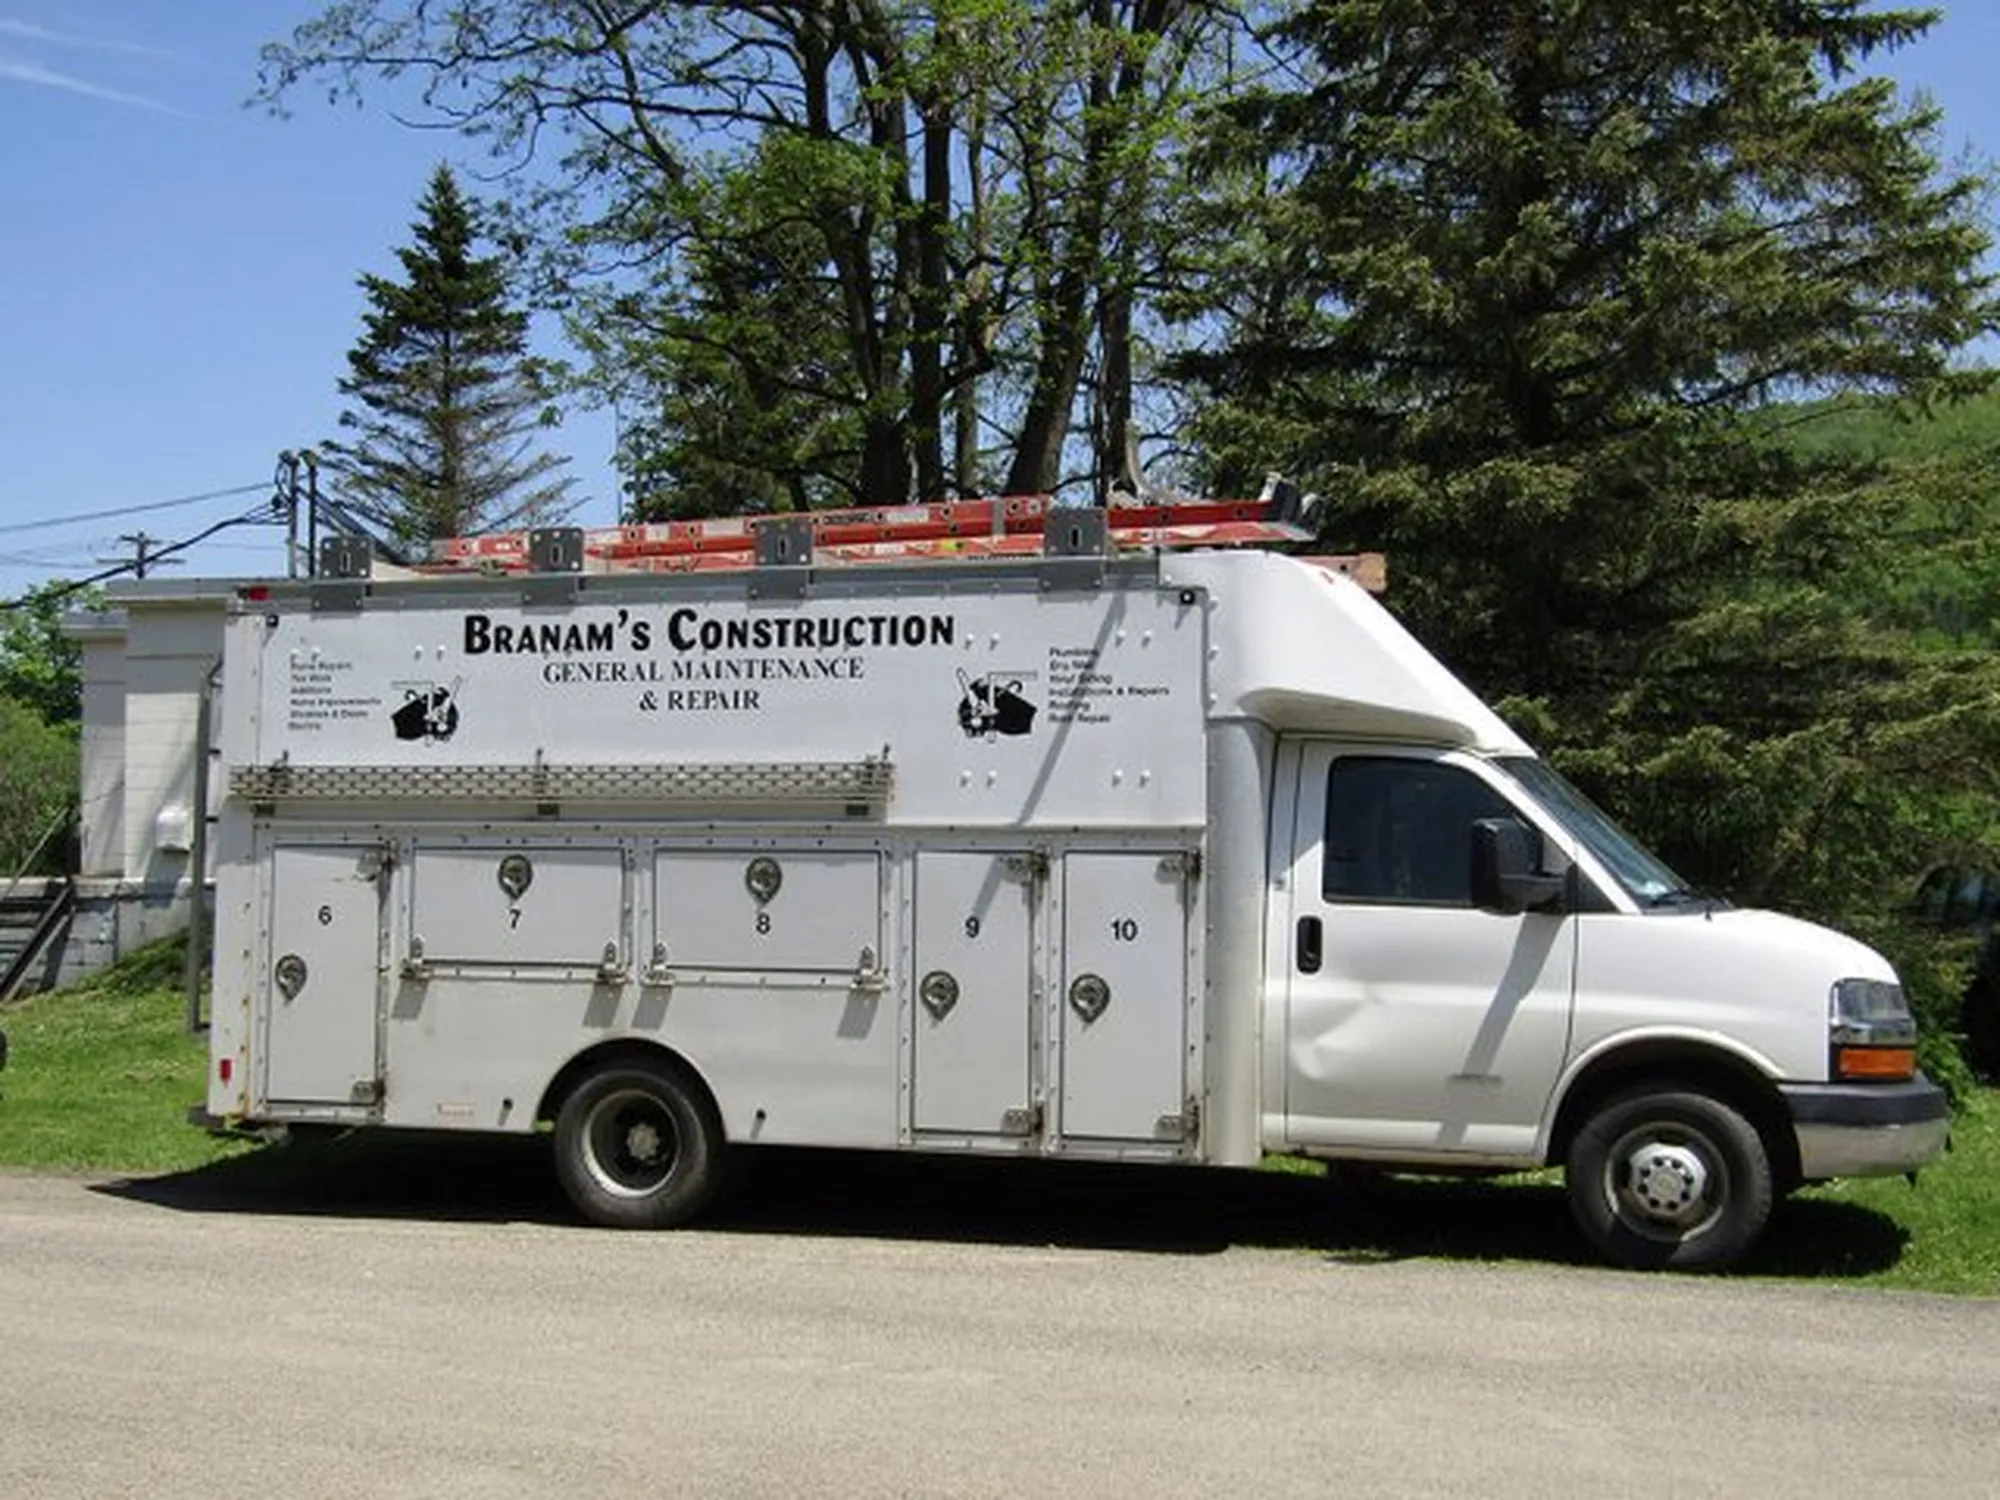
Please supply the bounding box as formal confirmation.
[1154,1099,1199,1144]
[1159,849,1202,883]
[852,944,887,994]
[595,942,628,986]
[1001,850,1050,882]
[400,935,431,983]
[999,1101,1045,1138]
[640,942,674,989]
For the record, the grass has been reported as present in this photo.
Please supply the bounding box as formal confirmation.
[0,939,251,1174]
[2,940,1997,1294]
[1784,1094,2000,1295]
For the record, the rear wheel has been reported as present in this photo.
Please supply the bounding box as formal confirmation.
[1565,1088,1774,1271]
[554,1063,723,1229]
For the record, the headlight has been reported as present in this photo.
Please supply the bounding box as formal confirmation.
[1829,977,1916,1080]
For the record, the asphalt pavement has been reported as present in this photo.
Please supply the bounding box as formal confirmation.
[1,1163,1996,1499]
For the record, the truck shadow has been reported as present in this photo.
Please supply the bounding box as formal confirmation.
[93,1130,1910,1277]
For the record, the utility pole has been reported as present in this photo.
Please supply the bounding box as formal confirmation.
[97,531,184,581]
[276,448,321,577]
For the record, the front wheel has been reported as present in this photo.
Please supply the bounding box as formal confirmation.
[554,1063,723,1229]
[1565,1088,1774,1271]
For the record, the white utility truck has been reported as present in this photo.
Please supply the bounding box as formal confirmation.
[202,489,1947,1269]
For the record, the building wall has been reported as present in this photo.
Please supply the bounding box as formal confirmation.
[119,603,223,890]
[73,622,127,878]
[54,586,231,989]
[55,879,202,989]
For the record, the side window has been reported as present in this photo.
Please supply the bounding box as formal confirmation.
[1323,757,1528,906]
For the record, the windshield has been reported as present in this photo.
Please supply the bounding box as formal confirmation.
[1497,757,1698,907]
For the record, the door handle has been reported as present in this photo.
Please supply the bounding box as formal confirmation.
[1296,915,1323,974]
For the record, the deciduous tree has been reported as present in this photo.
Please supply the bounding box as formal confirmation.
[0,583,87,726]
[263,2,1239,513]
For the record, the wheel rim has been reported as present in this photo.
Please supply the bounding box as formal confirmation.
[1600,1121,1729,1244]
[581,1086,682,1199]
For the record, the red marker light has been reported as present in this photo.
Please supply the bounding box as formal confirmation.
[219,1057,233,1084]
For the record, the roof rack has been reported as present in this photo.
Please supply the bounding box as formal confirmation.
[418,477,1386,590]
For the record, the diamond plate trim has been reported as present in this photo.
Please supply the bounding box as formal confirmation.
[230,755,894,807]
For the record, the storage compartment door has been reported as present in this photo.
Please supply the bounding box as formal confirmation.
[1058,852,1190,1142]
[265,845,384,1106]
[655,850,882,975]
[912,852,1035,1135]
[411,845,625,972]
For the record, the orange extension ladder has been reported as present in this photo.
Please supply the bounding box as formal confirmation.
[425,482,1384,590]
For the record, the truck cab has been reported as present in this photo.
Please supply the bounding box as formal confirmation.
[1169,550,1948,1269]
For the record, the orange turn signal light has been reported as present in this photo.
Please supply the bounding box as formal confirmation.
[1834,1046,1915,1081]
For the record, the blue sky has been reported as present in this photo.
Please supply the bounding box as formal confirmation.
[2,2,1997,595]
[0,2,623,591]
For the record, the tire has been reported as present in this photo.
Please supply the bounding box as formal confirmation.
[553,1063,723,1229]
[1564,1087,1774,1272]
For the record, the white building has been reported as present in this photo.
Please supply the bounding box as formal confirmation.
[60,580,232,983]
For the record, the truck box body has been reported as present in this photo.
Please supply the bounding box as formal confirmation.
[214,558,1216,1157]
[205,540,1948,1268]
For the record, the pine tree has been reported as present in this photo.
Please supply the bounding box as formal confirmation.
[324,165,573,543]
[1178,0,2000,1084]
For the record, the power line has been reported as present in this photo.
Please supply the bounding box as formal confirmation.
[0,446,440,610]
[0,550,100,568]
[94,532,185,581]
[0,500,284,615]
[0,481,269,538]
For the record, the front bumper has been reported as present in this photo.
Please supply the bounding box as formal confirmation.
[1780,1075,1950,1181]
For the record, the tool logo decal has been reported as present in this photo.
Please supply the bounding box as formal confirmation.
[390,680,462,742]
[957,670,1038,738]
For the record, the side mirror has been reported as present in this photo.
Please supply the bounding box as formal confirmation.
[1470,818,1565,915]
